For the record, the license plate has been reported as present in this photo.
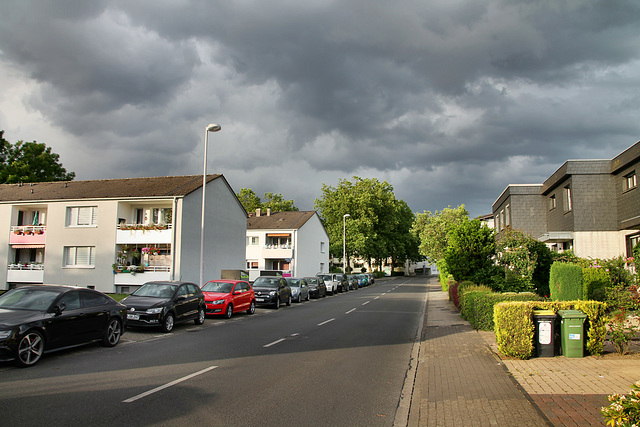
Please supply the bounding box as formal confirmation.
[127,314,140,320]
[256,298,264,302]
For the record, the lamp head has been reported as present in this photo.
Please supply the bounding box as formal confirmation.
[207,124,221,132]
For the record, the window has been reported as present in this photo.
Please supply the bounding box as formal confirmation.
[563,185,572,212]
[624,171,637,192]
[320,241,325,253]
[66,207,97,227]
[64,246,95,267]
[247,236,259,246]
[247,260,258,269]
[627,233,640,258]
[505,205,510,227]
[549,195,557,210]
[152,208,159,224]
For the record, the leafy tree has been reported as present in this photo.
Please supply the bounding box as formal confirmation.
[494,228,553,295]
[444,218,496,285]
[314,176,418,271]
[236,188,298,213]
[0,131,75,183]
[412,205,469,263]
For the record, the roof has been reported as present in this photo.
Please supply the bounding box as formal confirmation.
[0,175,222,202]
[247,211,317,230]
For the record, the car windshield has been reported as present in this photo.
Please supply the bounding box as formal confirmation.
[305,278,317,284]
[287,279,300,287]
[202,282,233,293]
[132,283,177,298]
[318,275,331,281]
[0,288,61,311]
[253,277,280,288]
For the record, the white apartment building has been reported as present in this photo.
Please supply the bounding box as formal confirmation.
[245,209,330,281]
[0,175,247,293]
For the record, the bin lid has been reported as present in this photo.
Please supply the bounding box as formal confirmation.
[533,309,555,316]
[557,309,587,319]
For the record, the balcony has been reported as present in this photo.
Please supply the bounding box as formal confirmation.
[262,244,294,259]
[113,265,171,285]
[7,263,44,283]
[10,226,46,246]
[116,223,172,245]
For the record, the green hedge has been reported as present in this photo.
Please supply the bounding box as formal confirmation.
[582,266,609,300]
[460,289,540,331]
[549,262,583,300]
[494,300,607,359]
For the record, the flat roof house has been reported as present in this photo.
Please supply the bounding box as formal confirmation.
[245,209,330,281]
[0,175,247,293]
[492,140,640,260]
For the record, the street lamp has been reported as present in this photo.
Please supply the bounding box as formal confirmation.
[200,123,222,287]
[343,214,350,274]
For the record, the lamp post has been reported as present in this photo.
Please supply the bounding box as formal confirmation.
[200,123,221,287]
[343,214,350,274]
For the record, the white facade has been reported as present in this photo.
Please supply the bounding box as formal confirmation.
[0,175,247,293]
[245,212,330,281]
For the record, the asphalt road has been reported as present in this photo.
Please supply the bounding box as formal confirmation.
[0,276,428,427]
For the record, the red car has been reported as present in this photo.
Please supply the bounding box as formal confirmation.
[201,280,256,319]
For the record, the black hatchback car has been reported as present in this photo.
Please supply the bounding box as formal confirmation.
[122,281,205,332]
[0,285,127,367]
[252,276,291,309]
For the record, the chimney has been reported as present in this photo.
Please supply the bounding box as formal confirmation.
[256,208,261,217]
[267,208,271,216]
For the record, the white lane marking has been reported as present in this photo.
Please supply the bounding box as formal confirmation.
[345,308,356,314]
[123,366,218,403]
[291,333,299,337]
[317,318,335,326]
[374,296,380,299]
[264,338,286,348]
[362,301,370,306]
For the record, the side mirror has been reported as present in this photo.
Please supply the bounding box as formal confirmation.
[54,302,66,316]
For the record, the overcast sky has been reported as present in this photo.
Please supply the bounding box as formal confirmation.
[1,1,639,218]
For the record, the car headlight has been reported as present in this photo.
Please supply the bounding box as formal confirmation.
[269,291,276,296]
[211,299,225,305]
[0,330,12,340]
[146,307,163,314]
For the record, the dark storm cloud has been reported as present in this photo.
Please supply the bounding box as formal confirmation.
[1,0,640,217]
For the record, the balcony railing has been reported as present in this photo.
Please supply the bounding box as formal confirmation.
[118,223,172,230]
[8,263,44,270]
[7,264,44,283]
[11,225,47,234]
[116,224,172,245]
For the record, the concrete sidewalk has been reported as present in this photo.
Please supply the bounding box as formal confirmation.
[406,280,640,426]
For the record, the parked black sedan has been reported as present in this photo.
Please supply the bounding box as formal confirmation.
[303,276,327,298]
[252,276,291,309]
[0,285,126,367]
[122,281,205,332]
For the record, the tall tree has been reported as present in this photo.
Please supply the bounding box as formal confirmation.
[412,205,469,263]
[0,131,75,183]
[444,218,496,285]
[236,188,298,213]
[314,176,417,270]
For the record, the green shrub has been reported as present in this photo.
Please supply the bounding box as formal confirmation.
[494,300,607,358]
[461,290,540,331]
[582,265,609,301]
[448,281,459,307]
[437,259,452,291]
[549,262,583,301]
[458,285,491,321]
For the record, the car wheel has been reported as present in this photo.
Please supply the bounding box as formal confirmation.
[296,294,301,303]
[102,318,122,347]
[286,295,292,306]
[247,300,256,315]
[162,312,175,333]
[224,304,233,319]
[306,292,310,301]
[195,306,206,325]
[274,297,280,309]
[15,330,44,368]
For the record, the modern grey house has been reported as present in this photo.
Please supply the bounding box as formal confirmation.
[1,175,247,293]
[492,140,640,259]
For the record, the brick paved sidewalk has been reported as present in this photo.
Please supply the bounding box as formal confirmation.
[407,279,640,427]
[408,282,548,426]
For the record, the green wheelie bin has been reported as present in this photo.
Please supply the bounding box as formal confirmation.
[558,310,587,358]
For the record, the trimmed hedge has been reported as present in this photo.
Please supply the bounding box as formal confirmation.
[549,262,583,301]
[582,267,609,301]
[494,300,607,359]
[460,289,540,331]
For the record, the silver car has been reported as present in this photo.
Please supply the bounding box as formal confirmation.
[286,278,310,303]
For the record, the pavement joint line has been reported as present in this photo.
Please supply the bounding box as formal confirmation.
[122,365,218,403]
